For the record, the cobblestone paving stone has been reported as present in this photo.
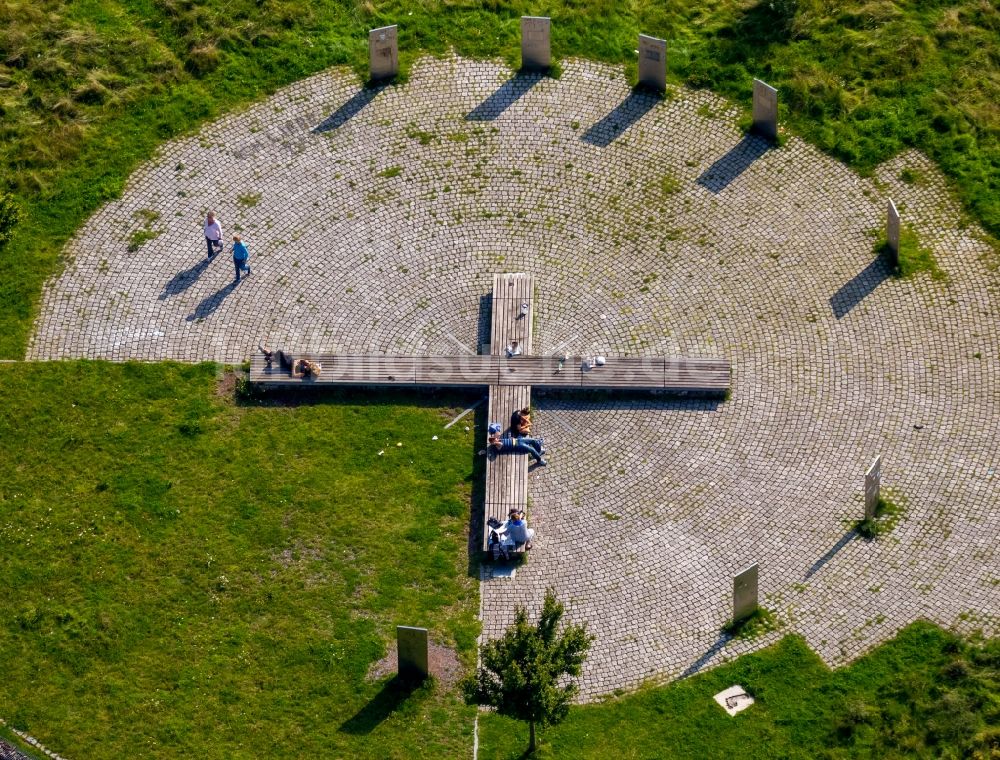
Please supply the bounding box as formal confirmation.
[0,741,31,760]
[29,57,999,700]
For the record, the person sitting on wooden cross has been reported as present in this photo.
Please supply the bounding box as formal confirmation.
[506,509,535,550]
[511,407,532,435]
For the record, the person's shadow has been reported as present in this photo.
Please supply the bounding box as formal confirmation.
[186,280,237,322]
[159,257,212,300]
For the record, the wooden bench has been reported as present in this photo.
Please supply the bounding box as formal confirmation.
[250,353,730,392]
[483,385,533,554]
[249,353,503,387]
[482,272,535,552]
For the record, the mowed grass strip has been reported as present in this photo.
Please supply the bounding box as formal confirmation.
[478,621,1000,759]
[0,361,479,759]
[1,0,998,357]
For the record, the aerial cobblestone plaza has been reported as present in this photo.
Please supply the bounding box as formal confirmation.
[30,56,998,698]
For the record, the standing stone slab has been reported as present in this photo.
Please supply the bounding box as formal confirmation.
[637,35,667,92]
[369,25,398,81]
[865,455,882,521]
[752,79,778,142]
[885,201,901,268]
[521,16,551,71]
[733,563,759,622]
[397,625,429,680]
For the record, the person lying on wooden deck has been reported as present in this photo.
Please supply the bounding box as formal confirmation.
[487,431,547,466]
[258,345,323,378]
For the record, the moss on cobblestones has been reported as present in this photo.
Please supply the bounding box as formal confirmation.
[0,0,998,355]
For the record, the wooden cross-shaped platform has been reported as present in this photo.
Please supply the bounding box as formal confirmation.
[250,273,730,552]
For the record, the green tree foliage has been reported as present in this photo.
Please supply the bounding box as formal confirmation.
[463,589,593,753]
[0,193,20,250]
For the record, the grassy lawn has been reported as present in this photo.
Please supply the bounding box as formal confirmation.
[0,360,481,759]
[0,0,997,357]
[478,621,1000,759]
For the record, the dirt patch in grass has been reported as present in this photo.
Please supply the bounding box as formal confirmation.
[368,641,465,688]
[215,367,238,398]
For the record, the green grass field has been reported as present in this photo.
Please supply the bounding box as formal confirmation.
[0,361,481,759]
[0,0,997,357]
[478,621,1000,759]
[1,2,998,756]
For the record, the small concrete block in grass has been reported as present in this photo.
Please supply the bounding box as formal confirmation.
[714,685,754,716]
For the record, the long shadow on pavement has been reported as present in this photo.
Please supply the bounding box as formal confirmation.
[696,133,771,193]
[186,280,237,322]
[313,86,386,133]
[338,676,423,735]
[159,257,212,300]
[805,529,858,579]
[466,72,545,121]
[829,256,893,320]
[680,631,734,678]
[581,90,660,147]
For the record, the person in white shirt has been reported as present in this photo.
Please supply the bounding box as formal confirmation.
[204,211,223,259]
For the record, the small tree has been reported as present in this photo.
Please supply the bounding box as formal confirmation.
[463,589,593,753]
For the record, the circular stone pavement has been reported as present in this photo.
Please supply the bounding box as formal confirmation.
[30,56,999,699]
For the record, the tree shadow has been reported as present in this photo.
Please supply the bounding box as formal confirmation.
[466,72,545,121]
[804,529,857,579]
[829,256,892,320]
[185,280,237,322]
[313,85,386,133]
[159,257,212,300]
[695,134,771,193]
[338,676,423,735]
[680,631,733,678]
[580,90,660,147]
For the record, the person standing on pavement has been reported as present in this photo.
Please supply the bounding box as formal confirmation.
[232,234,251,282]
[204,211,223,259]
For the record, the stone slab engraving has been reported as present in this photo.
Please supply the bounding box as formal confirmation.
[886,201,900,268]
[369,25,398,81]
[637,34,667,92]
[521,16,551,70]
[714,685,755,716]
[397,625,429,679]
[733,563,759,622]
[865,455,882,521]
[752,79,778,142]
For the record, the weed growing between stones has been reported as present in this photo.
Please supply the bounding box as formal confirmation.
[856,494,906,539]
[876,226,946,281]
[722,607,780,640]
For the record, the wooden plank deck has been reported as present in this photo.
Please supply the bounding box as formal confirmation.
[250,354,502,386]
[491,272,534,355]
[499,356,730,391]
[483,384,534,550]
[483,272,535,551]
[250,353,729,393]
